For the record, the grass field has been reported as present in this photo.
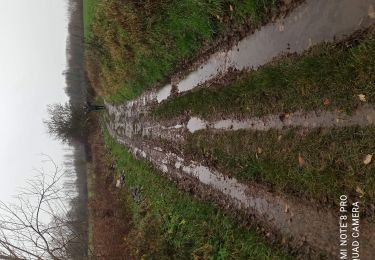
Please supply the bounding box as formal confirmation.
[153,30,375,119]
[103,129,291,259]
[84,0,287,102]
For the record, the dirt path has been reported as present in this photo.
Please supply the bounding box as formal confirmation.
[118,0,375,111]
[107,103,375,143]
[106,99,375,258]
[106,124,375,259]
[105,0,375,258]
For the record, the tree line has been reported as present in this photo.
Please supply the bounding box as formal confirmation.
[0,0,95,258]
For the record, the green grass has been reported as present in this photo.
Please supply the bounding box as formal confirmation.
[83,0,96,39]
[103,128,291,259]
[153,31,375,119]
[183,126,375,207]
[85,0,283,101]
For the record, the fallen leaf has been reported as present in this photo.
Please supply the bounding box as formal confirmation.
[257,147,263,154]
[284,204,289,213]
[356,186,365,197]
[229,4,233,12]
[277,135,283,142]
[298,153,305,167]
[323,98,330,106]
[358,94,367,102]
[363,154,373,165]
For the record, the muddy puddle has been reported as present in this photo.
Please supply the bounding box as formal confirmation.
[104,1,375,257]
[106,0,375,114]
[187,105,375,133]
[151,0,375,104]
[108,103,375,138]
[107,124,375,259]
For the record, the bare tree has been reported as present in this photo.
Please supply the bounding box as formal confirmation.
[0,156,88,260]
[44,102,88,143]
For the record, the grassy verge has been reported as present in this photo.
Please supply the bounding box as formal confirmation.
[103,128,291,259]
[153,30,375,119]
[83,0,96,39]
[183,126,375,209]
[85,0,289,102]
[88,125,131,258]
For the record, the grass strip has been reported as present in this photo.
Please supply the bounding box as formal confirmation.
[103,129,291,259]
[153,30,375,119]
[184,126,375,207]
[83,0,97,39]
[85,0,284,102]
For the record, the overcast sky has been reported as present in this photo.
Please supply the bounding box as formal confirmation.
[0,1,69,201]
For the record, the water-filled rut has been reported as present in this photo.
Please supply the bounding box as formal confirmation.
[106,0,375,258]
[124,0,375,109]
[107,124,375,259]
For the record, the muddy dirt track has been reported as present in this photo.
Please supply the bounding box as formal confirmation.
[106,0,375,258]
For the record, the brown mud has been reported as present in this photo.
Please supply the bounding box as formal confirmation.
[149,0,304,97]
[88,122,132,259]
[104,0,375,258]
[106,123,375,259]
[105,97,375,258]
[117,0,375,109]
[107,101,375,141]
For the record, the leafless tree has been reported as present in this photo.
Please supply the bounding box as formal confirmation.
[0,156,88,260]
[44,102,88,144]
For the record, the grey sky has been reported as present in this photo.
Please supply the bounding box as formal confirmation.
[0,1,69,201]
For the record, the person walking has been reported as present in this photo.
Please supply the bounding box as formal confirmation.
[84,100,106,113]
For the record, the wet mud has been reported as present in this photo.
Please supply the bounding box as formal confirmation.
[186,105,375,133]
[119,0,375,110]
[107,102,375,139]
[106,123,375,259]
[104,0,375,258]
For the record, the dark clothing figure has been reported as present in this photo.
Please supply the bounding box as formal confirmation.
[84,101,106,113]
